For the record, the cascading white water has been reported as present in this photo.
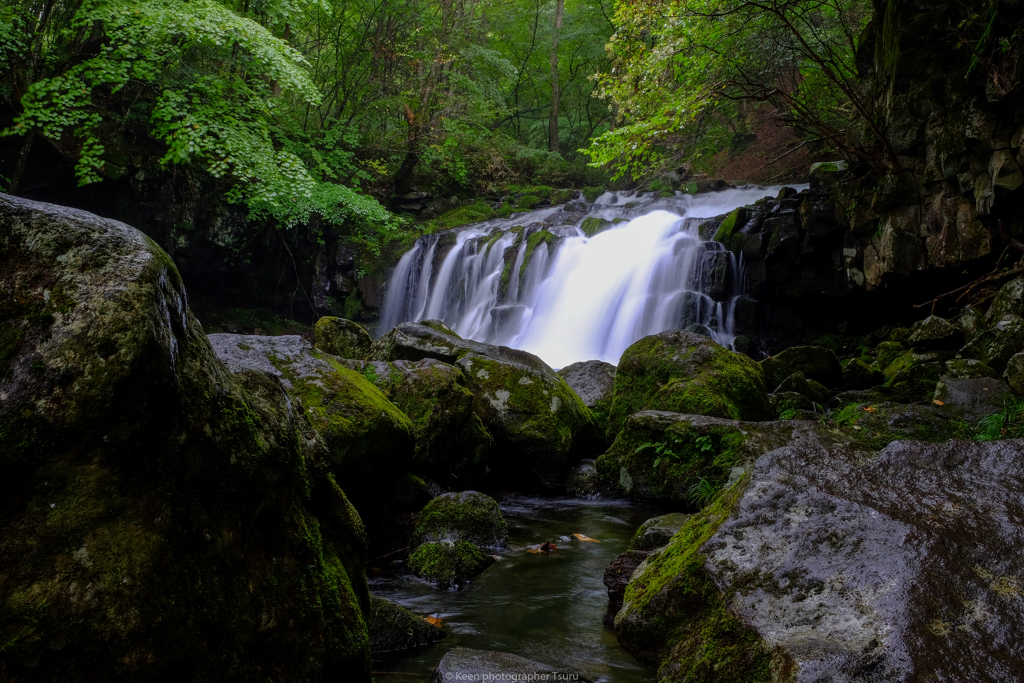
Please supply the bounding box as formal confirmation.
[380,186,797,368]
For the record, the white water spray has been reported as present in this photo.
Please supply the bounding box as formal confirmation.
[380,186,795,368]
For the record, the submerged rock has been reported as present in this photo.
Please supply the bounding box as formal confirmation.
[412,491,507,549]
[0,195,372,680]
[315,315,372,359]
[616,438,1024,681]
[369,594,445,653]
[430,647,593,683]
[606,330,772,439]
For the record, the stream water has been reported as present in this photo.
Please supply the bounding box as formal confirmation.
[370,495,671,682]
[381,186,797,369]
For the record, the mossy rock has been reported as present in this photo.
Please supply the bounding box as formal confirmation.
[825,400,963,449]
[412,491,507,549]
[629,513,693,551]
[581,186,605,203]
[769,391,814,419]
[580,216,613,237]
[606,330,772,439]
[875,341,906,372]
[882,350,944,400]
[712,207,747,242]
[209,334,415,508]
[760,346,842,391]
[774,371,830,404]
[1005,353,1024,394]
[597,411,835,504]
[518,230,559,285]
[957,316,1024,372]
[0,195,372,681]
[986,278,1024,323]
[551,189,577,204]
[842,357,883,389]
[315,316,372,359]
[516,195,545,210]
[407,540,494,589]
[959,306,986,342]
[558,360,616,439]
[907,315,963,350]
[565,459,603,498]
[944,357,998,379]
[369,594,445,653]
[340,358,491,488]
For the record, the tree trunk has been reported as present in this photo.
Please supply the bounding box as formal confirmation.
[548,0,564,154]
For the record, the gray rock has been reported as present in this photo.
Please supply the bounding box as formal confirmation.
[617,437,1024,680]
[833,385,905,405]
[430,647,593,683]
[935,377,1012,419]
[558,359,616,435]
[907,314,964,350]
[604,549,654,609]
[565,459,603,498]
[775,371,830,403]
[957,315,1024,372]
[944,357,999,379]
[314,316,371,359]
[770,391,815,417]
[369,594,445,653]
[987,277,1024,322]
[1006,352,1024,394]
[629,513,692,551]
[958,305,986,342]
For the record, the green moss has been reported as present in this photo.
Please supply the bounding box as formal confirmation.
[581,186,604,202]
[412,491,507,547]
[876,341,906,373]
[580,216,612,237]
[616,476,781,680]
[421,201,495,232]
[407,540,494,589]
[495,202,513,219]
[525,185,553,198]
[518,230,558,284]
[516,195,544,210]
[684,181,699,195]
[713,207,745,242]
[551,189,576,204]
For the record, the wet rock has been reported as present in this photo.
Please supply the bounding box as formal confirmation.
[907,314,964,350]
[430,647,593,683]
[828,401,962,450]
[944,357,999,379]
[558,360,617,436]
[596,411,849,504]
[760,345,842,390]
[958,305,986,342]
[0,195,372,680]
[986,277,1024,322]
[604,549,654,610]
[842,357,883,389]
[315,316,372,359]
[209,334,415,506]
[565,459,603,498]
[371,322,597,491]
[957,316,1024,372]
[339,358,491,488]
[412,491,507,549]
[629,513,692,551]
[616,437,1024,681]
[934,377,1012,420]
[606,330,772,439]
[369,594,445,653]
[407,541,494,589]
[1006,353,1024,394]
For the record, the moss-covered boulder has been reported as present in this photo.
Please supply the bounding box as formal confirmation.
[824,400,962,450]
[1006,353,1024,394]
[944,357,999,378]
[209,334,414,508]
[558,359,616,436]
[371,323,598,491]
[774,371,830,403]
[0,195,372,680]
[619,437,1024,680]
[315,316,372,359]
[629,513,693,551]
[369,594,445,653]
[565,459,603,497]
[986,277,1024,322]
[341,358,491,488]
[957,316,1024,372]
[769,391,815,419]
[407,540,495,589]
[596,411,844,504]
[412,491,507,549]
[907,314,964,350]
[882,350,944,400]
[842,357,883,389]
[606,330,772,439]
[760,345,842,390]
[875,340,906,372]
[959,305,986,342]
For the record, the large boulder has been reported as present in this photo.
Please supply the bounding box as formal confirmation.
[208,334,414,509]
[759,345,842,391]
[0,195,372,680]
[986,277,1024,322]
[934,377,1012,420]
[597,411,847,505]
[340,358,491,488]
[407,541,494,589]
[957,316,1024,372]
[606,330,772,439]
[883,350,945,400]
[825,400,963,450]
[412,491,507,549]
[315,316,372,359]
[907,314,964,350]
[368,594,445,653]
[615,438,1024,681]
[372,322,597,491]
[558,359,616,436]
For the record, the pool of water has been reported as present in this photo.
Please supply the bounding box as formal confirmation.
[370,494,672,682]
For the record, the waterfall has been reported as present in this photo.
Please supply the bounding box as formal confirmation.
[380,186,796,368]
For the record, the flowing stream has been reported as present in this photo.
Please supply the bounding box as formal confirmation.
[381,186,793,369]
[370,495,670,682]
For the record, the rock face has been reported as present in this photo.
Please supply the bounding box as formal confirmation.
[0,195,372,680]
[597,411,845,504]
[616,438,1024,681]
[314,316,372,359]
[558,359,617,436]
[430,647,593,683]
[368,594,445,653]
[339,358,491,488]
[372,322,597,491]
[208,334,415,509]
[606,330,772,439]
